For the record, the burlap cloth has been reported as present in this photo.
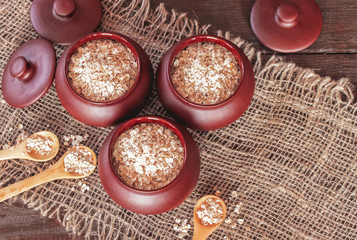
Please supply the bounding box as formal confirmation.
[1,0,356,239]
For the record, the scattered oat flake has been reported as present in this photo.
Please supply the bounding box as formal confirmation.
[238,219,244,225]
[16,132,28,145]
[173,217,191,239]
[215,190,222,197]
[234,204,241,214]
[2,143,10,150]
[63,135,71,142]
[80,183,90,192]
[173,224,178,231]
[225,217,232,224]
[63,134,88,147]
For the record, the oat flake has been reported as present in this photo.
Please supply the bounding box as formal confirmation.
[26,134,54,156]
[68,39,137,102]
[64,147,95,175]
[171,42,241,105]
[196,197,225,226]
[112,123,184,190]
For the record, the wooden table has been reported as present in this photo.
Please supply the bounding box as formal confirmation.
[1,0,356,239]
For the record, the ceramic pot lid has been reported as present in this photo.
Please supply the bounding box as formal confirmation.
[250,0,322,53]
[2,38,56,108]
[30,0,102,45]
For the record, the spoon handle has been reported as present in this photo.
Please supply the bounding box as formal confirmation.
[0,148,25,161]
[0,148,16,161]
[0,141,28,161]
[0,165,62,202]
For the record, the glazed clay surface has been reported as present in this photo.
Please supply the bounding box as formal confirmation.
[55,32,153,127]
[157,35,255,131]
[98,116,201,215]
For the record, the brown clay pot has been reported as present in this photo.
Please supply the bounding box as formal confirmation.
[98,115,201,215]
[157,35,255,131]
[55,32,153,127]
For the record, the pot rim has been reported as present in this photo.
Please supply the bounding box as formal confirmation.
[64,31,142,106]
[107,115,189,194]
[167,35,246,108]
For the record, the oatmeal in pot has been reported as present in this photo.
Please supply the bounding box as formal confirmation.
[68,39,137,102]
[171,42,241,105]
[112,123,184,190]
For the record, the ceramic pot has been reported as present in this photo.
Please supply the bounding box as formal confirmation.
[55,32,153,127]
[157,35,255,131]
[98,115,201,215]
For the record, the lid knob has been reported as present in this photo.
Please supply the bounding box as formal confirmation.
[250,0,322,53]
[10,56,34,81]
[53,0,76,17]
[31,0,102,45]
[276,3,299,27]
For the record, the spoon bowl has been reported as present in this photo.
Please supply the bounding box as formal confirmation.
[193,195,227,240]
[0,145,96,202]
[0,131,59,162]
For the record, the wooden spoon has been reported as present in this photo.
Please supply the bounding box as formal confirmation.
[0,131,59,162]
[0,146,96,202]
[193,195,227,240]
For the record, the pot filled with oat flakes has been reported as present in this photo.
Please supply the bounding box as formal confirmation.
[157,35,255,131]
[98,115,200,215]
[55,32,153,127]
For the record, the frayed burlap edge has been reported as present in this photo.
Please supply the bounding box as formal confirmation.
[218,30,355,108]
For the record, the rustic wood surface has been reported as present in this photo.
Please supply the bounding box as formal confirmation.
[1,0,356,239]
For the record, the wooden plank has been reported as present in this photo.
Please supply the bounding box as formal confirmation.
[150,0,357,101]
[262,53,357,102]
[0,201,70,240]
[150,0,357,54]
[1,0,356,239]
